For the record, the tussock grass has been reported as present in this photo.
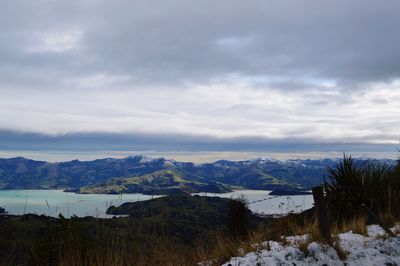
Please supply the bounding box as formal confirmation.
[324,154,400,223]
[332,215,368,236]
[296,239,311,257]
[332,238,349,260]
[0,249,15,266]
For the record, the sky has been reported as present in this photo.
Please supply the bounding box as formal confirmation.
[1,0,400,154]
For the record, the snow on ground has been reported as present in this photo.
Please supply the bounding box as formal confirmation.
[222,224,400,266]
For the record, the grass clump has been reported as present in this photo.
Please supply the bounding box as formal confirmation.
[324,154,400,225]
[331,215,368,236]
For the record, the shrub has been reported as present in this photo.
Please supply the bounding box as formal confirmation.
[228,197,249,237]
[324,154,399,224]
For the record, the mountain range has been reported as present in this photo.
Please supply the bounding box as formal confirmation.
[0,155,394,194]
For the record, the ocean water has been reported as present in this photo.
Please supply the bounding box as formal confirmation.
[0,189,314,218]
[194,190,314,215]
[0,190,160,218]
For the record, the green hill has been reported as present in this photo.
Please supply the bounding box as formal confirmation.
[79,169,231,195]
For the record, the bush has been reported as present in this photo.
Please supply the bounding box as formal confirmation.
[324,154,400,224]
[228,197,249,237]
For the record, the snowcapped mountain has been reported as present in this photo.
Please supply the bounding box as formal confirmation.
[0,155,396,193]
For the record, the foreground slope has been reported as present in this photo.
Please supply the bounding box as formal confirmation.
[223,224,400,266]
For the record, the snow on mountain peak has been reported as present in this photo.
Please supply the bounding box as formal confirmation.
[138,155,156,163]
[250,157,282,164]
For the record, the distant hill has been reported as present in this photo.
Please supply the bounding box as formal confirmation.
[0,155,394,194]
[0,156,167,190]
[79,169,231,194]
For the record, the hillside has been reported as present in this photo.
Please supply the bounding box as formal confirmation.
[0,156,166,189]
[79,169,231,195]
[0,155,393,194]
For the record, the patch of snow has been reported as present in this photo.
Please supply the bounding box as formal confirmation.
[222,224,400,266]
[367,224,387,238]
[249,157,282,164]
[284,234,308,245]
[286,159,306,167]
[138,155,158,163]
[163,159,177,166]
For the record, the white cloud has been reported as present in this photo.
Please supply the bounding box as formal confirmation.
[216,35,254,51]
[1,0,400,147]
[26,28,83,54]
[0,78,399,144]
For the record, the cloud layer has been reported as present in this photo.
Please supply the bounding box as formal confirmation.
[1,0,400,148]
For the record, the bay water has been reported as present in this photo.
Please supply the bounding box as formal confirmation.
[0,189,313,218]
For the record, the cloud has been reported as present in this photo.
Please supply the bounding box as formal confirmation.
[2,0,400,87]
[26,28,83,54]
[0,129,397,153]
[0,0,399,149]
[0,80,399,145]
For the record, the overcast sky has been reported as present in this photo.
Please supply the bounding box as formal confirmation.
[1,0,400,151]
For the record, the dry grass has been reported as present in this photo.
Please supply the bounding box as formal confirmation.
[196,232,266,266]
[196,215,321,264]
[65,214,399,265]
[25,224,201,266]
[54,237,198,266]
[270,215,324,243]
[332,239,349,260]
[202,235,242,265]
[332,215,368,236]
[0,250,15,266]
[379,211,397,228]
[201,214,392,264]
[295,238,311,257]
[9,210,398,266]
